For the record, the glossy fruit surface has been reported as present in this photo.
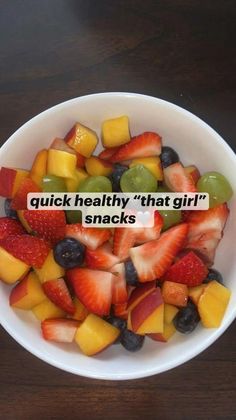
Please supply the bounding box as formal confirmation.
[120,328,145,352]
[109,164,128,192]
[42,175,67,192]
[120,165,157,192]
[159,210,182,231]
[160,146,179,168]
[173,300,200,333]
[78,176,112,192]
[197,171,233,208]
[203,268,223,285]
[124,259,139,286]
[53,237,85,269]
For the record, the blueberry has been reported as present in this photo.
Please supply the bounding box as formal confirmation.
[4,199,18,219]
[160,146,179,168]
[120,329,145,352]
[53,237,85,269]
[107,316,127,344]
[173,300,200,334]
[109,164,128,192]
[203,268,223,285]
[124,259,139,286]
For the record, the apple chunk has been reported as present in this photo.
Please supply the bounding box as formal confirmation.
[130,288,164,334]
[75,314,120,356]
[10,272,46,310]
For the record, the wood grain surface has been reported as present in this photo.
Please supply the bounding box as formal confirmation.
[0,1,236,419]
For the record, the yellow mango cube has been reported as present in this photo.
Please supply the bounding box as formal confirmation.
[164,303,179,324]
[65,168,88,192]
[0,246,30,284]
[65,123,98,157]
[10,272,46,310]
[102,115,130,148]
[129,157,163,180]
[34,250,65,283]
[85,156,113,177]
[188,284,207,305]
[72,298,89,321]
[32,298,65,321]
[30,149,48,187]
[198,280,231,328]
[47,149,77,178]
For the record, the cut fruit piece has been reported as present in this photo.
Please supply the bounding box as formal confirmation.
[65,123,98,157]
[148,322,176,342]
[0,217,25,240]
[75,314,120,356]
[113,302,128,320]
[67,268,114,316]
[47,149,77,178]
[110,132,162,162]
[129,157,163,181]
[71,298,89,321]
[110,263,128,304]
[41,318,79,343]
[50,137,76,155]
[102,115,130,148]
[188,284,207,305]
[198,280,231,328]
[30,149,48,187]
[130,223,188,282]
[85,242,120,270]
[134,211,163,244]
[0,167,29,198]
[17,210,32,232]
[11,178,41,210]
[120,165,157,193]
[164,303,179,324]
[0,246,30,284]
[130,288,164,334]
[42,278,75,315]
[42,175,67,193]
[9,272,46,310]
[127,281,156,311]
[66,223,110,250]
[162,281,188,307]
[65,168,88,192]
[34,250,65,283]
[98,146,120,161]
[185,165,200,184]
[163,251,208,287]
[85,156,113,177]
[76,152,86,168]
[113,227,136,260]
[23,209,66,246]
[32,298,65,321]
[164,162,197,192]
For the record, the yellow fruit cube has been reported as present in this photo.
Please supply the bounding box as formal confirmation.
[102,116,130,148]
[34,250,65,283]
[32,298,65,321]
[65,123,98,157]
[10,272,46,310]
[71,298,89,321]
[129,157,163,180]
[136,304,164,335]
[0,246,30,284]
[65,168,88,192]
[47,149,77,178]
[188,284,207,305]
[164,303,179,324]
[198,281,231,328]
[30,149,48,187]
[85,156,113,177]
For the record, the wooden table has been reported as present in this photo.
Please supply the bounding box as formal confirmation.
[1,1,236,418]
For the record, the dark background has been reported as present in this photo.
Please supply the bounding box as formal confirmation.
[0,1,236,419]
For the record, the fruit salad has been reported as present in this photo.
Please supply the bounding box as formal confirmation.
[0,115,233,356]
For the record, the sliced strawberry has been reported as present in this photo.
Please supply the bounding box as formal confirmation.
[85,242,120,270]
[129,223,188,282]
[113,302,128,320]
[23,210,66,246]
[98,147,120,161]
[110,132,162,162]
[50,137,76,155]
[67,268,114,315]
[41,318,79,343]
[113,227,136,260]
[66,223,111,250]
[110,263,128,304]
[134,211,163,244]
[11,178,41,210]
[164,162,197,192]
[43,278,75,314]
[0,234,50,268]
[0,217,25,240]
[163,251,208,286]
[185,233,221,266]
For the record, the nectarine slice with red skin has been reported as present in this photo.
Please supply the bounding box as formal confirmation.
[127,281,156,311]
[10,272,46,310]
[130,288,163,332]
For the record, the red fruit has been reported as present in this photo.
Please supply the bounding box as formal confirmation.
[85,242,120,270]
[163,251,208,286]
[0,217,25,240]
[66,223,111,251]
[43,278,75,314]
[41,318,79,343]
[164,162,197,192]
[135,211,163,244]
[0,234,50,268]
[185,233,221,266]
[11,178,41,210]
[113,227,136,260]
[110,132,162,162]
[67,268,114,316]
[110,263,128,304]
[98,147,120,161]
[23,210,66,246]
[130,223,188,282]
[76,152,86,168]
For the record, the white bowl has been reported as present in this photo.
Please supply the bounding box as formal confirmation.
[0,93,235,380]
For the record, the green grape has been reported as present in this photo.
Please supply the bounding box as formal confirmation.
[78,176,112,192]
[120,165,158,193]
[66,210,82,224]
[159,210,182,231]
[42,175,67,192]
[197,171,233,208]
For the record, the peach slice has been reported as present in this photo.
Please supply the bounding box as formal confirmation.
[65,123,98,157]
[0,167,29,198]
[130,288,164,334]
[127,281,156,311]
[34,250,65,283]
[148,322,176,342]
[10,272,46,310]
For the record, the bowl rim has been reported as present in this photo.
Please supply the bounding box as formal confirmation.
[0,92,236,380]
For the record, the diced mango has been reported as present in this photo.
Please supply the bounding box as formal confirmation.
[102,116,130,148]
[32,298,65,321]
[162,281,188,307]
[188,284,207,305]
[198,280,231,328]
[34,250,65,283]
[47,149,77,178]
[65,168,88,192]
[71,298,89,321]
[85,156,113,177]
[149,322,176,342]
[30,149,48,187]
[65,123,98,158]
[10,272,46,310]
[129,157,163,180]
[0,246,30,284]
[164,303,179,324]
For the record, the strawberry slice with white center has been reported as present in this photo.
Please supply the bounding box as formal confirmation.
[41,319,79,343]
[85,242,120,270]
[134,211,163,244]
[130,223,188,282]
[185,233,220,266]
[43,278,75,314]
[23,210,66,246]
[110,132,162,162]
[164,162,197,192]
[0,217,25,240]
[98,146,120,160]
[66,223,111,250]
[110,262,128,304]
[67,268,114,315]
[113,227,136,260]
